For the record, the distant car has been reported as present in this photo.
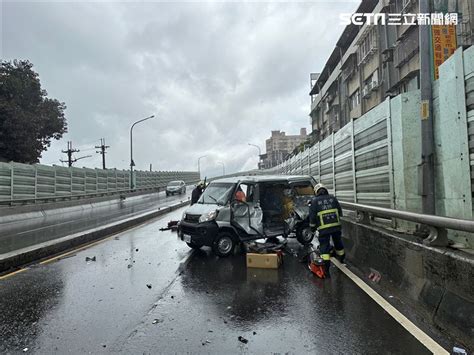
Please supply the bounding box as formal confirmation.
[166,180,186,196]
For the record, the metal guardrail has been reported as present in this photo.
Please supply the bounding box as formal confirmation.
[0,162,200,203]
[340,201,474,247]
[0,182,199,206]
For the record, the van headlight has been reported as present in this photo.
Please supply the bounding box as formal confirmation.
[182,212,187,220]
[199,210,218,223]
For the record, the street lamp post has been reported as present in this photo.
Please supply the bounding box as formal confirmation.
[130,115,155,189]
[198,155,207,179]
[217,161,225,176]
[248,143,262,169]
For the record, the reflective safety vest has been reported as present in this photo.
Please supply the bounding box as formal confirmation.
[317,208,341,230]
[309,194,343,235]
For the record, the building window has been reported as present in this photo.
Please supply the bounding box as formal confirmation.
[350,89,360,111]
[357,27,378,64]
[401,75,419,93]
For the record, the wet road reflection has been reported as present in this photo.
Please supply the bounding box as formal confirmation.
[0,190,191,254]
[1,205,434,354]
[0,208,191,353]
[117,244,430,354]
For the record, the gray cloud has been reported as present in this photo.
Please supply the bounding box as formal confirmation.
[2,0,358,177]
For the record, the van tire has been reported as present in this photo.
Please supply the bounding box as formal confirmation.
[212,231,235,257]
[296,223,314,245]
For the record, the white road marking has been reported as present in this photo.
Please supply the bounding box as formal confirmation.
[331,258,449,355]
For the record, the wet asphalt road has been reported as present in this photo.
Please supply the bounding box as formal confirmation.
[0,189,191,255]
[0,207,434,354]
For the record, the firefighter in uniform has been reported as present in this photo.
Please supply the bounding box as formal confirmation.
[309,183,345,277]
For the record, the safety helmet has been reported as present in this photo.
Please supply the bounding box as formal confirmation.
[198,180,205,187]
[314,183,328,196]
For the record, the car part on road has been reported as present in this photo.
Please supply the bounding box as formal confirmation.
[238,336,248,344]
[159,220,179,231]
[245,239,287,253]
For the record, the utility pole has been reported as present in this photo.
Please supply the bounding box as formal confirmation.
[61,141,79,167]
[95,138,110,169]
[419,0,436,215]
[60,141,92,167]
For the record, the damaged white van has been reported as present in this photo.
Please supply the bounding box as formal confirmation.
[177,175,316,257]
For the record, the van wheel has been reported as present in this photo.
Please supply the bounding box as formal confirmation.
[296,223,314,245]
[186,241,202,250]
[212,232,235,257]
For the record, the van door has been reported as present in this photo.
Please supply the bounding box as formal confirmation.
[288,180,314,220]
[230,183,264,237]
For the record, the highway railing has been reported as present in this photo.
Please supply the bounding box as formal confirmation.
[340,201,474,247]
[0,162,200,204]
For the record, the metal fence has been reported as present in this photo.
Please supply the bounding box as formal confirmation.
[466,68,474,213]
[0,162,200,202]
[264,99,393,208]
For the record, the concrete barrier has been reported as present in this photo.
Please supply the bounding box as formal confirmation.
[0,200,189,273]
[342,219,474,350]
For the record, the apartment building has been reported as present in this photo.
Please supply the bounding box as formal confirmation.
[309,0,474,141]
[261,128,308,168]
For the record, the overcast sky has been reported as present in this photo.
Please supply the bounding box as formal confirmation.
[2,0,358,178]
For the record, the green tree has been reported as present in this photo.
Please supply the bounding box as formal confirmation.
[0,60,67,163]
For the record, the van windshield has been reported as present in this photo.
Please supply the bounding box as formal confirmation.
[168,181,182,186]
[198,182,235,205]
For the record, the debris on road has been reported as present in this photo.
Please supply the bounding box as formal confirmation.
[127,264,133,269]
[453,346,467,354]
[85,256,96,262]
[135,248,139,252]
[152,319,162,324]
[368,269,381,283]
[253,331,257,335]
[146,284,152,289]
[22,348,28,352]
[238,336,248,344]
[246,252,282,269]
[159,220,179,231]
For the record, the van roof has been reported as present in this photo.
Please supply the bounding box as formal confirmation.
[210,175,315,184]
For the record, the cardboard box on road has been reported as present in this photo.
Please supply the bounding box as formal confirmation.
[246,252,282,269]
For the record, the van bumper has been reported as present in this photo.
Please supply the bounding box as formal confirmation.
[178,220,219,246]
